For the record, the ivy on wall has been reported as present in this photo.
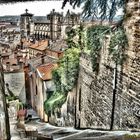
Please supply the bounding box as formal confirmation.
[86,25,110,71]
[109,27,128,64]
[44,24,128,116]
[44,48,80,115]
[86,25,128,71]
[44,92,66,115]
[44,27,81,116]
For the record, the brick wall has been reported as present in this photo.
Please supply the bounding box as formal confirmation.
[76,0,140,130]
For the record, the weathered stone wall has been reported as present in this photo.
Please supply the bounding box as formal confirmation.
[76,52,114,129]
[76,0,140,130]
[0,61,10,140]
[49,88,76,127]
[114,0,140,129]
[4,71,26,103]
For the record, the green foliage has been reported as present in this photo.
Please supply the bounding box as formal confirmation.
[6,95,18,102]
[77,23,85,49]
[44,26,81,115]
[16,102,24,110]
[44,92,67,115]
[52,69,61,92]
[53,47,80,92]
[66,28,78,48]
[124,134,140,139]
[65,25,85,49]
[86,25,110,71]
[109,27,128,64]
[86,25,128,71]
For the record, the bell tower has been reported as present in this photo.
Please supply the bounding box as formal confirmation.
[20,9,34,38]
[47,9,63,41]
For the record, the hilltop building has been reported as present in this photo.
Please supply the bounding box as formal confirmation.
[20,9,80,41]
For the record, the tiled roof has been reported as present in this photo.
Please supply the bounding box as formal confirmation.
[29,40,48,51]
[3,58,17,65]
[37,63,57,80]
[23,41,32,46]
[1,52,11,57]
[28,55,57,68]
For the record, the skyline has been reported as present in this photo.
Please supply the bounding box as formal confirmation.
[0,1,82,16]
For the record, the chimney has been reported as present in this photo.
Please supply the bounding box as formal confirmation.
[6,62,10,71]
[41,55,44,64]
[17,56,20,64]
[14,52,17,58]
[19,61,24,69]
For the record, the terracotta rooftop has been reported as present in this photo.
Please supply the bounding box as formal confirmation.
[29,40,48,51]
[28,55,57,68]
[17,39,32,47]
[37,63,57,80]
[1,52,11,57]
[3,58,17,65]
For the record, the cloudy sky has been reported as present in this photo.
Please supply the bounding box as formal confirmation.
[0,1,82,16]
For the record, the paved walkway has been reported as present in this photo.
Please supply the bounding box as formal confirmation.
[9,108,140,140]
[10,117,30,140]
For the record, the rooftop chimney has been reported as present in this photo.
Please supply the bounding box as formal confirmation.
[14,52,17,58]
[41,55,45,64]
[19,61,24,69]
[6,62,10,71]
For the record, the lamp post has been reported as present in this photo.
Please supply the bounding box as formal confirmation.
[0,54,11,140]
[110,62,117,130]
[110,45,119,130]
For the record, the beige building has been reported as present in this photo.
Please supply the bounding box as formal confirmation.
[28,40,49,58]
[20,9,80,41]
[35,63,57,121]
[28,55,57,121]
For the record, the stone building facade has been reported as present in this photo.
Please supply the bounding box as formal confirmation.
[76,0,140,130]
[20,9,34,38]
[20,9,80,41]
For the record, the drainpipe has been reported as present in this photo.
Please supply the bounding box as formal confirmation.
[110,62,117,130]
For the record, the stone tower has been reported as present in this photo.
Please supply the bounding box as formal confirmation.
[65,10,80,26]
[47,9,63,41]
[20,9,34,38]
[61,10,80,39]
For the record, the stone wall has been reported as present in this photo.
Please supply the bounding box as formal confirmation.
[0,61,10,140]
[49,88,76,127]
[76,0,140,130]
[4,71,26,103]
[76,52,114,129]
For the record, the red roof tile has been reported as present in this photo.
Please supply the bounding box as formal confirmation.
[29,40,48,51]
[37,63,57,80]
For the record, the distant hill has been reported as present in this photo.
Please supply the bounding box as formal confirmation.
[0,15,48,23]
[0,16,20,22]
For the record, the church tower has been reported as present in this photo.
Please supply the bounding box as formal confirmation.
[20,9,34,38]
[47,9,63,41]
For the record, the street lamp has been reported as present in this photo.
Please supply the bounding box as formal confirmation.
[110,45,119,130]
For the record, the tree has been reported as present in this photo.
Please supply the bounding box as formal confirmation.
[62,0,127,21]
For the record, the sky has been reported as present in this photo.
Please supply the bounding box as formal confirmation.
[0,1,82,16]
